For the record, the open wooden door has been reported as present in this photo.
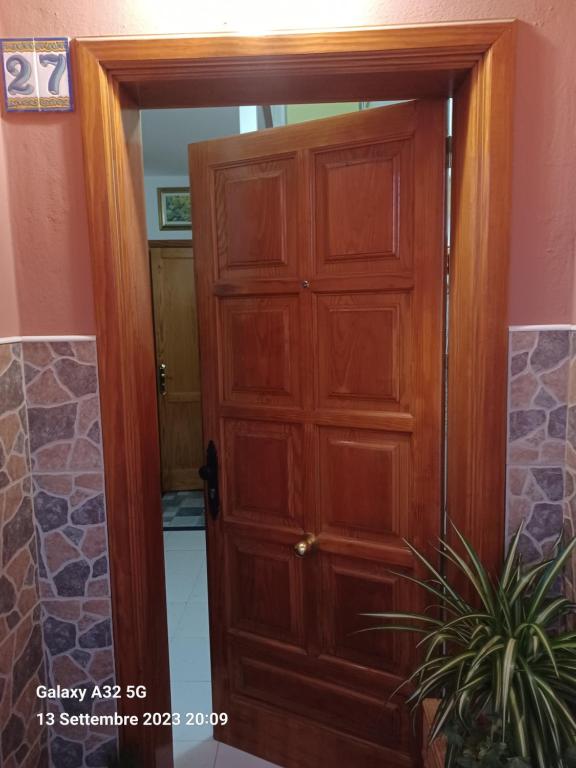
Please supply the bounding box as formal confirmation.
[190,101,445,768]
[150,244,204,491]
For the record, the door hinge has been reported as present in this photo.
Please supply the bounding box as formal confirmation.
[446,135,453,170]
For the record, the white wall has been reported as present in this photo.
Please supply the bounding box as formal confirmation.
[141,103,394,240]
[142,107,241,240]
[144,175,192,241]
[142,107,240,175]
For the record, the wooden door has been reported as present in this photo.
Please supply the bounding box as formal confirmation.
[190,101,445,768]
[150,245,203,491]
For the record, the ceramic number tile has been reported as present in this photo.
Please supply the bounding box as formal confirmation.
[34,38,73,112]
[1,39,39,112]
[1,37,73,112]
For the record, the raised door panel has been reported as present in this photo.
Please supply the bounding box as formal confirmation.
[150,247,203,491]
[161,399,204,489]
[219,295,301,407]
[315,292,409,412]
[223,419,303,530]
[318,556,412,676]
[313,138,413,276]
[214,157,299,280]
[226,535,305,646]
[317,427,411,542]
[230,646,409,756]
[160,251,201,392]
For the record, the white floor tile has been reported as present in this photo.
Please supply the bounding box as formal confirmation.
[165,530,206,552]
[216,744,280,768]
[167,602,187,639]
[177,598,210,638]
[172,682,213,743]
[171,679,213,711]
[173,738,218,768]
[165,551,204,602]
[171,681,214,742]
[190,555,209,599]
[170,635,212,682]
[165,530,217,758]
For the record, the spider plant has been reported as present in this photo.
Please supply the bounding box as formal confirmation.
[366,523,576,768]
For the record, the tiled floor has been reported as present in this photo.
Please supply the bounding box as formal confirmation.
[163,491,206,530]
[165,530,280,768]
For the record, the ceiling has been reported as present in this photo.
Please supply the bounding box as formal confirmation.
[141,107,240,176]
[140,102,397,177]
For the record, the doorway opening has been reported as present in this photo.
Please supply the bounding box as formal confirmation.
[76,22,514,768]
[143,100,429,768]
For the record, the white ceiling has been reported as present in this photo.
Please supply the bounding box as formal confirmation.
[141,103,399,177]
[141,107,240,176]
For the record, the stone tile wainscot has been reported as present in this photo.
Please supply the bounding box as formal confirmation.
[0,343,48,768]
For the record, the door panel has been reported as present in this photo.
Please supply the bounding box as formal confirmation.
[150,246,203,491]
[323,561,399,665]
[231,650,406,749]
[215,157,299,279]
[190,101,445,768]
[318,427,410,541]
[313,138,412,274]
[315,292,407,410]
[219,295,302,406]
[224,419,304,528]
[227,535,306,646]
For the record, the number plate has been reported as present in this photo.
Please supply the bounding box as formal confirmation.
[1,38,73,112]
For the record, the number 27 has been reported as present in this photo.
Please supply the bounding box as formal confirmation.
[4,51,66,96]
[39,53,67,95]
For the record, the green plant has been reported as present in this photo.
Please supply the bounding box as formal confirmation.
[444,715,530,767]
[365,524,576,768]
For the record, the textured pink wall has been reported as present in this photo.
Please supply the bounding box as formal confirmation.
[0,125,20,337]
[2,113,95,334]
[1,0,575,332]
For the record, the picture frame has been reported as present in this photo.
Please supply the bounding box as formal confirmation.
[157,187,191,231]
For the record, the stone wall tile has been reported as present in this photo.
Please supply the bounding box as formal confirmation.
[23,344,54,369]
[22,340,117,767]
[26,371,73,407]
[68,441,101,472]
[507,329,576,593]
[34,444,73,473]
[0,361,25,412]
[0,342,45,768]
[530,331,570,373]
[28,404,78,453]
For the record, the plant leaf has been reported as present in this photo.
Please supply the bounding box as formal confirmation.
[527,537,576,623]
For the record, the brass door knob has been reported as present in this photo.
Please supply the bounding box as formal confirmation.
[294,534,316,557]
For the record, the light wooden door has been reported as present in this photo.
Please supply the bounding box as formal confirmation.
[190,101,445,768]
[150,245,203,491]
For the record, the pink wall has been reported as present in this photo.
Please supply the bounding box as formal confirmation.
[1,0,575,332]
[0,124,20,337]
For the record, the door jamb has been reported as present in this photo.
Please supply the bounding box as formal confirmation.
[75,21,516,767]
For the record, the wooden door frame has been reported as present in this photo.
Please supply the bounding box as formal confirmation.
[75,21,515,767]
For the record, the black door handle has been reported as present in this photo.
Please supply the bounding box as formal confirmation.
[199,440,220,520]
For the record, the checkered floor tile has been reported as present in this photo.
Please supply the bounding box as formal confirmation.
[163,491,206,531]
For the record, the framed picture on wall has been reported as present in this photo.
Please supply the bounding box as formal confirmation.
[157,187,191,231]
